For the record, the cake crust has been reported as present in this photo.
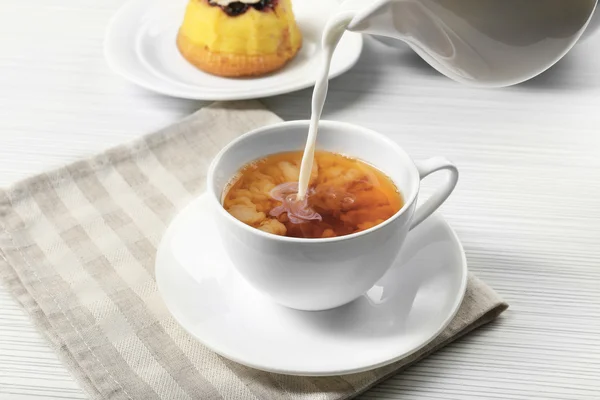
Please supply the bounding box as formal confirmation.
[177,29,302,77]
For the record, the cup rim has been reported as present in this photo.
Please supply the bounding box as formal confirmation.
[206,120,420,243]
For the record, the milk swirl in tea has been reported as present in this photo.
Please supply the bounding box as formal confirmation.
[223,151,402,238]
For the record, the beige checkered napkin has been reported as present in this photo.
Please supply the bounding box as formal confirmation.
[0,101,507,400]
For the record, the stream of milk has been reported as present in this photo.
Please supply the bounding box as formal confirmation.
[295,12,355,200]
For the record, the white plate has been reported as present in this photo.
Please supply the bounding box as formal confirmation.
[155,194,468,376]
[105,0,363,100]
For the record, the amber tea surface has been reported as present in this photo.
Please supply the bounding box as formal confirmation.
[223,151,403,239]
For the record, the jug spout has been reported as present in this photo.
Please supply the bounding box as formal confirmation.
[347,0,455,59]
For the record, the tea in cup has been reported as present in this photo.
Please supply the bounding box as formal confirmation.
[222,150,404,239]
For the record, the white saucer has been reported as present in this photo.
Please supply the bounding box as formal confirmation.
[156,194,467,376]
[105,0,363,100]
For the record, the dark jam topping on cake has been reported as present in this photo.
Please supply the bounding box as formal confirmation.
[251,0,275,11]
[223,2,248,16]
[208,0,277,17]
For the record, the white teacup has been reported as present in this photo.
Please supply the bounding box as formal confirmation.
[207,121,458,311]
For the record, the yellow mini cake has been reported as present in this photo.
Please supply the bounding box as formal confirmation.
[177,0,302,77]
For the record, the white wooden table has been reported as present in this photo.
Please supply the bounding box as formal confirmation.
[1,1,600,399]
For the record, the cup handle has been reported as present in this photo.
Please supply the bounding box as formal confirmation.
[410,157,459,230]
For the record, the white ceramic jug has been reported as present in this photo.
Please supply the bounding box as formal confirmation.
[341,0,598,87]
